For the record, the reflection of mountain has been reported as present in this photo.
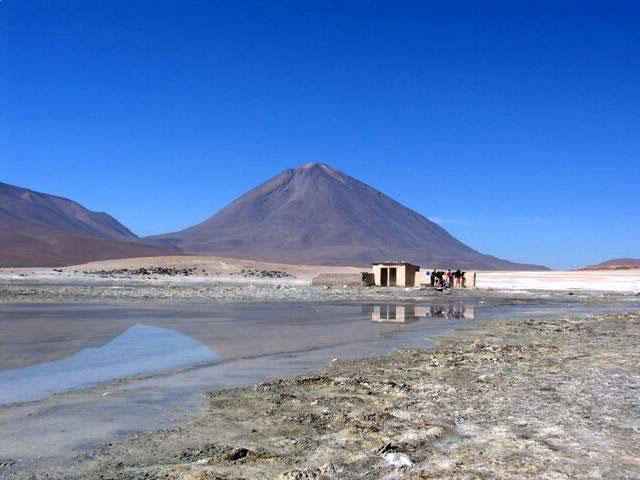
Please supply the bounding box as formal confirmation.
[369,303,475,323]
[0,301,478,404]
[0,324,218,405]
[0,304,367,371]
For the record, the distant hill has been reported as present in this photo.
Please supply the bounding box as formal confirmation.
[148,163,547,270]
[0,182,175,267]
[581,258,640,271]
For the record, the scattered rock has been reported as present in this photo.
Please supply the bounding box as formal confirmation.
[223,447,251,461]
[237,268,294,279]
[382,452,414,468]
[425,426,446,439]
[86,266,200,277]
[376,443,400,455]
[280,464,335,479]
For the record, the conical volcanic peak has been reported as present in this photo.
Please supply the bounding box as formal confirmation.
[148,164,545,270]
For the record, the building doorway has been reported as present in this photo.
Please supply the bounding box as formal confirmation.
[389,267,397,286]
[380,268,388,286]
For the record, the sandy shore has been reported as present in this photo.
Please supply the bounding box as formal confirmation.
[3,309,637,479]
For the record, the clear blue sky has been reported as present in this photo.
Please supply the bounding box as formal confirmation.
[2,1,638,269]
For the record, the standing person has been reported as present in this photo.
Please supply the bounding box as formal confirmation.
[455,269,462,287]
[430,268,436,287]
[446,269,453,288]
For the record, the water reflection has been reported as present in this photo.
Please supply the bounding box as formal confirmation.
[368,303,475,323]
[0,324,218,405]
[0,301,475,406]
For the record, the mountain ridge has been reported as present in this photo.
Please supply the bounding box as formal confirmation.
[0,181,137,241]
[0,181,176,267]
[581,258,640,270]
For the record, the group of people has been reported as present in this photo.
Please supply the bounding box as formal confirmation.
[429,268,466,289]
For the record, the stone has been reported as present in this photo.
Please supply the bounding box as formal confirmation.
[223,447,251,461]
[383,452,414,468]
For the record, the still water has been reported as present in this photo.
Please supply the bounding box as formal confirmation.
[0,301,479,405]
[0,298,629,469]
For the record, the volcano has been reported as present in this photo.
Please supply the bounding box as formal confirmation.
[0,181,175,267]
[148,163,545,270]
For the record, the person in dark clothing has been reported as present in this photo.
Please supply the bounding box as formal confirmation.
[454,269,462,287]
[431,269,437,287]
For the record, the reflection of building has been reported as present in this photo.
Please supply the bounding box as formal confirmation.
[372,262,420,287]
[414,306,429,318]
[369,303,475,323]
[371,304,422,323]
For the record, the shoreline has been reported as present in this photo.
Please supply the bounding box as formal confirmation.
[1,256,639,305]
[3,307,639,479]
[2,281,640,306]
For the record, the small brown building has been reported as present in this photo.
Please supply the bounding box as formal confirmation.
[372,262,420,287]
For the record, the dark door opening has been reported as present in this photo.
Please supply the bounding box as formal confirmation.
[389,268,397,286]
[380,268,388,286]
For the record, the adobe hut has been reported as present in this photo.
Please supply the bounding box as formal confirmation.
[372,262,420,287]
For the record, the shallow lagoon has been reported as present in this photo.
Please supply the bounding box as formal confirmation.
[0,301,480,404]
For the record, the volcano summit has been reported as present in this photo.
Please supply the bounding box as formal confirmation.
[148,163,544,270]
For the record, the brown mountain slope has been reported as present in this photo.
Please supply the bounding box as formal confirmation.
[0,181,137,241]
[0,182,176,267]
[581,258,640,270]
[148,163,546,270]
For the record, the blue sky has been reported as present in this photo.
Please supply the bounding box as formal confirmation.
[1,1,638,269]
